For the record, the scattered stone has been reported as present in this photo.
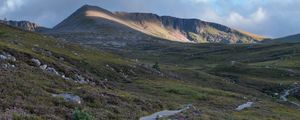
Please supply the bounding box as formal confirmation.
[45,51,52,56]
[1,63,16,69]
[61,74,70,80]
[59,57,64,61]
[72,51,79,56]
[0,55,7,60]
[52,93,81,104]
[31,58,41,66]
[140,104,193,120]
[236,102,254,111]
[0,52,16,61]
[46,67,60,76]
[74,74,88,84]
[39,64,47,70]
[106,64,115,71]
[38,64,73,81]
[29,58,91,85]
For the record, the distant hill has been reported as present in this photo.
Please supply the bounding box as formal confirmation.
[263,34,300,43]
[0,20,48,32]
[49,5,266,44]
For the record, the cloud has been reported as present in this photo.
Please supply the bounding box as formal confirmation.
[225,7,267,30]
[0,0,299,37]
[0,0,24,16]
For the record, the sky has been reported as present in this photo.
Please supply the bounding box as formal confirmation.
[0,0,300,38]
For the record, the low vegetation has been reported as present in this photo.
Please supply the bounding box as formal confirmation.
[1,23,300,119]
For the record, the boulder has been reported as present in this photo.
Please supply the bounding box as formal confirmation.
[0,52,16,61]
[31,58,41,66]
[75,74,87,84]
[46,67,60,76]
[39,64,48,70]
[0,55,7,60]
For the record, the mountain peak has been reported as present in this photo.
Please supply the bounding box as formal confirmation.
[77,4,113,15]
[51,5,266,44]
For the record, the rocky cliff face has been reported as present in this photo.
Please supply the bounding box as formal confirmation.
[0,20,47,32]
[115,12,265,43]
[50,5,266,44]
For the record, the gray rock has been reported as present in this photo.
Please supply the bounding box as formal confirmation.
[45,51,52,56]
[52,93,81,104]
[236,102,254,111]
[75,74,87,84]
[1,63,16,69]
[59,57,65,61]
[0,55,7,60]
[46,67,60,76]
[61,74,71,80]
[31,58,41,66]
[39,64,48,70]
[0,53,16,62]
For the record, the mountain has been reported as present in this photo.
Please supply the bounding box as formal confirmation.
[0,20,48,32]
[263,34,300,43]
[49,5,266,44]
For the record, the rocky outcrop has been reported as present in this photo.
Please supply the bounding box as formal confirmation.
[30,57,95,84]
[0,52,17,70]
[0,20,48,32]
[0,52,16,62]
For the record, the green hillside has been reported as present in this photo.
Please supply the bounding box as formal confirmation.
[1,24,300,120]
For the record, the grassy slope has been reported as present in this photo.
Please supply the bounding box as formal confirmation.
[273,34,300,43]
[95,38,300,119]
[0,24,166,119]
[1,23,300,120]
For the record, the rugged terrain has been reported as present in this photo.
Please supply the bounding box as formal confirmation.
[48,5,266,44]
[1,18,300,120]
[0,20,48,32]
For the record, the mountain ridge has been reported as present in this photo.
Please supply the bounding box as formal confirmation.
[50,5,266,44]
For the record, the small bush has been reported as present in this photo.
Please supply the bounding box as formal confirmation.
[0,31,6,36]
[152,62,160,71]
[72,108,94,120]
